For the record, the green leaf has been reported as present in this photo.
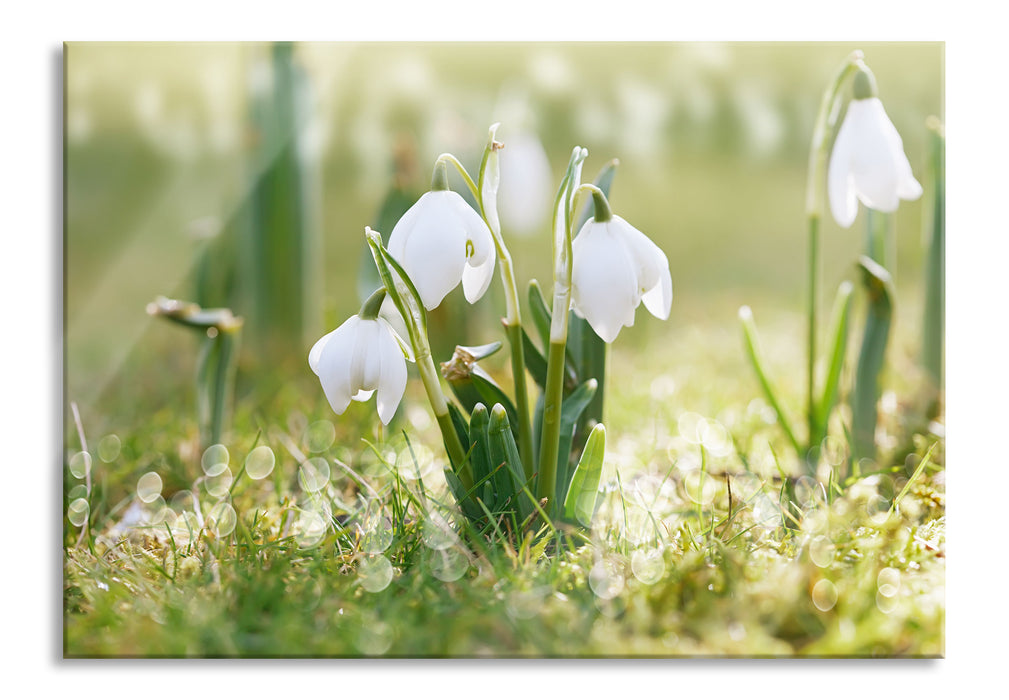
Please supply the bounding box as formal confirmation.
[852,256,895,464]
[446,402,472,467]
[563,423,606,526]
[521,328,549,390]
[468,404,496,507]
[555,379,598,507]
[359,185,417,304]
[487,404,533,521]
[527,279,552,350]
[739,306,803,458]
[813,280,854,445]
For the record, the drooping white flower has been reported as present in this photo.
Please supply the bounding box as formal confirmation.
[387,190,496,310]
[308,315,412,425]
[828,97,922,228]
[571,215,672,343]
[497,131,553,236]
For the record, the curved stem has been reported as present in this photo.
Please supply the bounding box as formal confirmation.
[803,50,864,458]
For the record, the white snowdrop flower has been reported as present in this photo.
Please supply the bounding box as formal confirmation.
[571,211,672,343]
[309,312,412,426]
[497,131,553,236]
[828,67,922,228]
[387,188,496,310]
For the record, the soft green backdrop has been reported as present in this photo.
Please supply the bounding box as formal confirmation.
[65,41,943,427]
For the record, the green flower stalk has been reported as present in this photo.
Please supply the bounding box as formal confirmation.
[804,50,866,466]
[363,229,471,487]
[537,147,588,510]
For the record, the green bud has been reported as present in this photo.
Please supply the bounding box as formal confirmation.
[853,64,878,100]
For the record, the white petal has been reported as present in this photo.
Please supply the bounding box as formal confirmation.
[462,237,497,303]
[351,319,383,394]
[375,320,409,425]
[828,113,859,228]
[877,111,923,202]
[448,191,494,267]
[398,197,468,310]
[571,220,639,343]
[313,316,360,415]
[848,99,902,212]
[642,263,673,321]
[615,216,671,318]
[386,192,429,261]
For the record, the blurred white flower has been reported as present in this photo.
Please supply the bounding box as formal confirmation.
[571,215,672,343]
[828,97,922,228]
[309,315,411,425]
[497,131,553,236]
[387,190,496,310]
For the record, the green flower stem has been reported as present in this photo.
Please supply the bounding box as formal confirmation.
[537,147,588,509]
[537,340,569,508]
[440,129,536,475]
[804,50,865,461]
[365,230,470,485]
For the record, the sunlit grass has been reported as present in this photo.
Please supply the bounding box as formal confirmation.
[63,309,944,658]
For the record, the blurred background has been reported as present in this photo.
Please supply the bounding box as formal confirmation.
[64,41,943,429]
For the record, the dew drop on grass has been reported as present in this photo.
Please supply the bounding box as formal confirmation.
[137,471,163,503]
[206,501,236,537]
[98,434,121,463]
[304,420,336,453]
[589,559,625,600]
[877,567,901,598]
[201,444,230,476]
[631,548,666,584]
[424,546,468,582]
[811,578,838,612]
[298,457,331,493]
[69,451,92,479]
[204,467,233,499]
[358,555,394,593]
[67,497,89,527]
[244,445,276,480]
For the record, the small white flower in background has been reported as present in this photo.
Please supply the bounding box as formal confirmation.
[387,190,496,310]
[497,131,553,237]
[309,315,412,425]
[828,66,922,228]
[571,215,672,343]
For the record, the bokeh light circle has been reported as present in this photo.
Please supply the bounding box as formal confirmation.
[298,457,331,493]
[207,501,237,537]
[358,555,394,593]
[305,420,336,453]
[201,444,229,476]
[136,471,163,503]
[98,434,122,463]
[69,451,92,479]
[631,548,666,584]
[244,445,276,480]
[67,498,90,527]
